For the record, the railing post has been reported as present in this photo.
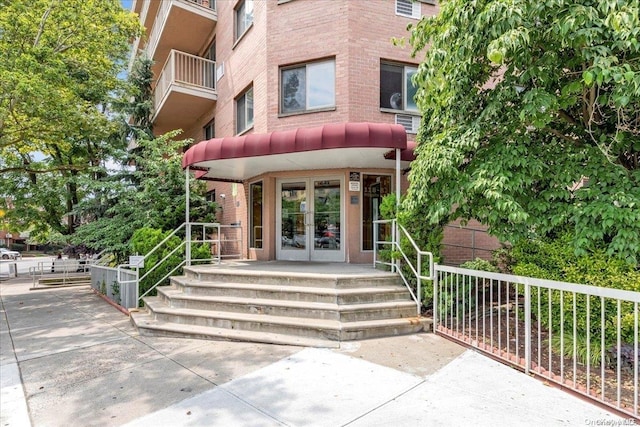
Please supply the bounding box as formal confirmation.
[433,265,438,331]
[186,166,191,266]
[524,282,531,374]
[416,253,422,316]
[392,220,398,273]
[373,220,378,267]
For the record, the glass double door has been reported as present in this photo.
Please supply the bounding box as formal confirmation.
[277,177,344,262]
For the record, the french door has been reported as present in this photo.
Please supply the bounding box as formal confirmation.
[276,177,344,262]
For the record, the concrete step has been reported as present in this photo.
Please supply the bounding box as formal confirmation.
[170,276,411,304]
[135,297,430,343]
[183,267,402,289]
[157,287,418,321]
[35,275,92,288]
[130,311,339,348]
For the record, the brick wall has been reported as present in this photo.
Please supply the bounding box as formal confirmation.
[441,219,503,266]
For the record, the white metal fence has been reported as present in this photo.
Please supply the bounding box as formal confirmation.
[91,222,243,309]
[434,265,639,418]
[91,265,138,309]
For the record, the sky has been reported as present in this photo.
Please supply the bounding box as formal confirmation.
[121,0,132,10]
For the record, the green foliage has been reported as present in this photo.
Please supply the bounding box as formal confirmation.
[507,234,640,361]
[71,55,215,259]
[407,0,640,264]
[111,281,120,305]
[130,227,210,300]
[0,0,142,236]
[460,258,499,273]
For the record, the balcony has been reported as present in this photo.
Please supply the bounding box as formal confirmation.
[153,50,217,134]
[146,0,217,77]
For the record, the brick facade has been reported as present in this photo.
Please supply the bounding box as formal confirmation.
[134,0,501,265]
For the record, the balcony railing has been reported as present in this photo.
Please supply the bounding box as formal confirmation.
[154,49,216,112]
[147,0,216,58]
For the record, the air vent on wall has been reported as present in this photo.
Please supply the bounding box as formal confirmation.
[216,62,224,82]
[395,114,420,134]
[396,0,421,19]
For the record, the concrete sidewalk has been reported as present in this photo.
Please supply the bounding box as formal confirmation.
[1,276,628,427]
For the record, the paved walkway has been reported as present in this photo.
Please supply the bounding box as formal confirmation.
[1,276,629,426]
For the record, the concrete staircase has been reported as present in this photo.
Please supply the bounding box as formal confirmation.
[131,264,431,348]
[34,274,92,288]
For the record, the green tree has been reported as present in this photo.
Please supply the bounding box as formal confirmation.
[406,0,640,264]
[0,0,141,237]
[72,56,214,260]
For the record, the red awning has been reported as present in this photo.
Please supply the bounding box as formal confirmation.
[182,122,412,181]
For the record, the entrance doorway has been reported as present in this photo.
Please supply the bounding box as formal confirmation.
[276,177,344,262]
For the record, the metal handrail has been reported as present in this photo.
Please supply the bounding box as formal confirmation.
[373,219,434,315]
[125,222,242,305]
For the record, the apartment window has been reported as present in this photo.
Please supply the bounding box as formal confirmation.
[250,181,263,249]
[204,119,214,140]
[206,189,216,203]
[236,86,254,134]
[380,62,418,112]
[280,59,335,114]
[205,40,216,61]
[235,0,253,41]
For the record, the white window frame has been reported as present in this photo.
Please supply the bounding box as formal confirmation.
[236,86,254,135]
[280,59,336,115]
[380,62,419,113]
[395,0,421,19]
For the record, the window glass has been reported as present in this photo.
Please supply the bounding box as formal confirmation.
[307,61,335,109]
[236,87,253,134]
[280,59,335,114]
[235,0,253,40]
[282,68,306,113]
[362,175,392,251]
[250,181,263,249]
[204,119,215,140]
[405,67,418,111]
[380,63,418,111]
[380,63,403,110]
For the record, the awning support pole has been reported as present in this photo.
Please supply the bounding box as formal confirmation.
[395,148,401,207]
[394,148,401,274]
[185,166,191,266]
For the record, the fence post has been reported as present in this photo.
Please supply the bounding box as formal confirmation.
[524,282,531,374]
[433,265,438,332]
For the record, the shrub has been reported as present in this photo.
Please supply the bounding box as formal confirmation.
[507,234,640,365]
[130,227,209,302]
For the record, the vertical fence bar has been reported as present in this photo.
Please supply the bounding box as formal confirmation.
[586,295,591,395]
[433,267,438,331]
[498,280,502,352]
[506,281,510,356]
[524,283,531,374]
[634,302,638,417]
[616,300,621,408]
[475,276,479,346]
[573,292,577,387]
[490,278,494,349]
[548,288,553,375]
[560,291,565,381]
[601,296,606,402]
[417,254,422,316]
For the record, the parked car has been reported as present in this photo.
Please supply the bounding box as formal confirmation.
[0,247,21,260]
